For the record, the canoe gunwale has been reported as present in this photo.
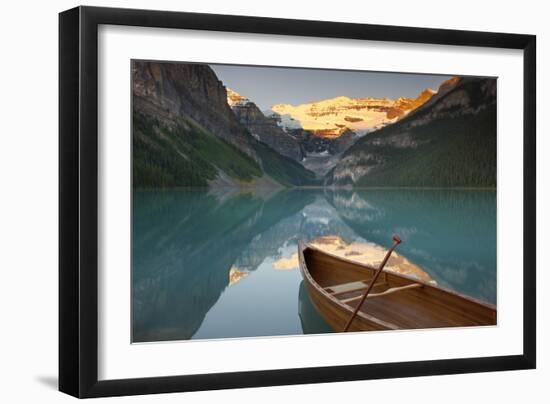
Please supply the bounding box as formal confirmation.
[301,241,497,312]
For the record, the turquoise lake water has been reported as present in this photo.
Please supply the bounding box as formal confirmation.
[132,188,496,342]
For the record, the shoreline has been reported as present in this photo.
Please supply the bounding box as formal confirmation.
[134,185,497,192]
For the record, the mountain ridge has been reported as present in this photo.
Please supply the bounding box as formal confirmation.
[328,76,497,187]
[269,85,438,138]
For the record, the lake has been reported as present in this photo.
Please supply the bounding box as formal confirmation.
[132,188,496,342]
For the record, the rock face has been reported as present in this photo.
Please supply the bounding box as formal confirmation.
[133,61,256,158]
[403,77,495,127]
[329,77,497,187]
[227,89,304,162]
[262,112,359,168]
[132,61,318,188]
[270,87,436,138]
[286,127,356,155]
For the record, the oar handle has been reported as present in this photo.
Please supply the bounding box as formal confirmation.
[343,234,402,332]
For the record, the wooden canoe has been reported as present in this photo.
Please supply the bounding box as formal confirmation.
[298,241,497,332]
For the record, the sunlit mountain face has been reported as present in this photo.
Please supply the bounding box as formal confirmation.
[226,88,249,107]
[228,266,249,285]
[268,87,437,138]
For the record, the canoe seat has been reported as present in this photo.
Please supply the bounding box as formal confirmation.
[325,280,385,296]
[340,283,422,304]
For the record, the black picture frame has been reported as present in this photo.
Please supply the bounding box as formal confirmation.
[59,5,536,398]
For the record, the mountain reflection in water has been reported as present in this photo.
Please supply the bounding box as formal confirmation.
[132,188,496,342]
[273,235,434,283]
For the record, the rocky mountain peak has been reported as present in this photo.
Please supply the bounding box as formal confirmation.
[269,86,437,139]
[439,76,461,91]
[225,88,304,162]
[226,88,250,107]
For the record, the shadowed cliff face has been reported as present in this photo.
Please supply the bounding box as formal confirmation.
[227,89,304,162]
[133,61,256,158]
[132,61,318,188]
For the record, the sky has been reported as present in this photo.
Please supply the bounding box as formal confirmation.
[211,63,453,111]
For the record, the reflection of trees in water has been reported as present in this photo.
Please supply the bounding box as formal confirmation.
[132,189,315,342]
[325,189,497,303]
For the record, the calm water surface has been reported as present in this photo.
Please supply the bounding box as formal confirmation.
[132,188,496,342]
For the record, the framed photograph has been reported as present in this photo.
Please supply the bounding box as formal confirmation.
[59,6,536,398]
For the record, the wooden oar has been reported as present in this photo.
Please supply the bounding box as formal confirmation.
[343,235,402,332]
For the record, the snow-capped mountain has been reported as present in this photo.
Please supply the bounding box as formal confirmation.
[226,88,251,107]
[264,111,303,131]
[226,88,304,161]
[269,87,437,138]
